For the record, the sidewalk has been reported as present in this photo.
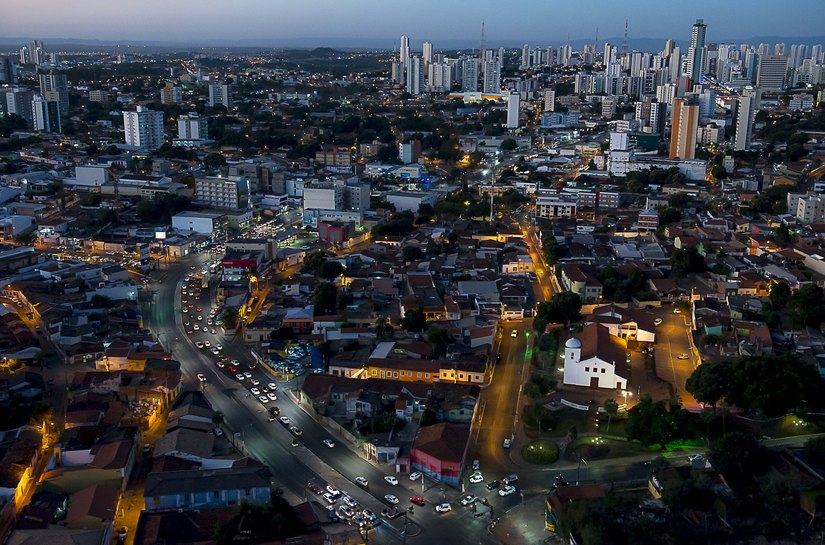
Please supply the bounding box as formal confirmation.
[490,494,556,545]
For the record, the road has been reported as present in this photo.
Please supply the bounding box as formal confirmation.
[653,311,699,407]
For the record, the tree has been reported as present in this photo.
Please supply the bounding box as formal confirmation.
[806,436,825,466]
[375,317,394,340]
[318,260,344,280]
[220,307,239,330]
[541,235,559,265]
[726,354,820,417]
[603,398,618,434]
[625,395,689,448]
[500,138,518,151]
[524,381,541,400]
[311,282,338,314]
[685,360,732,414]
[769,281,791,309]
[270,327,294,341]
[535,292,582,327]
[670,248,706,277]
[402,246,424,262]
[401,308,426,333]
[301,251,329,275]
[787,284,825,329]
[427,327,452,357]
[90,294,113,308]
[707,432,768,490]
[203,152,226,172]
[711,165,728,180]
[771,224,791,247]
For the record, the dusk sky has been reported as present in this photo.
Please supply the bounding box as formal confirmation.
[4,0,823,46]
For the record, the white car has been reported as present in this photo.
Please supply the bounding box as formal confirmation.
[235,373,245,381]
[384,494,399,505]
[409,471,422,481]
[258,395,269,404]
[469,472,483,483]
[503,438,511,449]
[279,416,290,425]
[654,318,663,326]
[250,378,260,386]
[196,373,206,382]
[195,341,204,349]
[435,503,452,513]
[216,360,225,368]
[268,382,278,390]
[342,495,358,508]
[677,353,690,360]
[243,371,252,379]
[212,348,220,355]
[503,474,519,485]
[193,324,199,331]
[384,475,399,485]
[250,387,261,395]
[499,485,517,497]
[510,329,518,338]
[323,439,335,448]
[267,392,278,401]
[216,344,223,350]
[197,315,203,321]
[355,477,369,487]
[203,340,211,347]
[321,492,336,504]
[460,495,478,506]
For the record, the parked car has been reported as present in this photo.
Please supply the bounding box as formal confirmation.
[654,318,663,326]
[435,503,452,513]
[469,472,484,483]
[677,353,690,360]
[503,438,511,449]
[504,474,519,485]
[487,480,501,490]
[409,471,422,481]
[384,476,398,485]
[196,373,206,382]
[499,485,517,497]
[323,439,335,448]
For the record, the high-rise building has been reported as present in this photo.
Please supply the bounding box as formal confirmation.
[38,72,69,121]
[208,83,233,108]
[506,93,520,128]
[406,56,425,96]
[685,19,707,85]
[123,106,164,150]
[399,35,410,68]
[669,97,699,160]
[391,61,404,84]
[0,57,17,84]
[20,40,44,65]
[543,89,555,112]
[757,54,789,91]
[31,95,61,133]
[734,87,759,151]
[520,44,530,69]
[177,113,208,141]
[482,60,501,93]
[1,87,34,126]
[461,58,478,92]
[422,41,433,65]
[429,62,452,93]
[160,82,183,104]
[195,176,250,210]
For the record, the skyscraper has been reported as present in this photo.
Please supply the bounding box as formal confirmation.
[506,93,520,128]
[208,84,233,108]
[123,106,164,150]
[1,87,34,126]
[422,42,433,65]
[31,95,61,133]
[0,57,16,84]
[757,54,789,91]
[399,35,410,68]
[406,56,425,96]
[669,97,699,160]
[178,113,209,141]
[520,44,530,69]
[734,87,759,151]
[461,58,478,92]
[685,19,707,85]
[38,72,69,121]
[482,60,501,93]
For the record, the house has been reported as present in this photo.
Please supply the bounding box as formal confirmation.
[144,459,272,511]
[409,423,469,485]
[589,305,657,343]
[562,323,629,390]
[545,484,606,532]
[559,264,603,303]
[65,484,119,529]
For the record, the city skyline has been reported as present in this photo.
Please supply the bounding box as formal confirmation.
[3,0,824,48]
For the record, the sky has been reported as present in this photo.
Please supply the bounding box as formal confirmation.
[3,0,824,46]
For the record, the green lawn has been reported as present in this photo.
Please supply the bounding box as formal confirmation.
[522,439,560,465]
[567,437,656,461]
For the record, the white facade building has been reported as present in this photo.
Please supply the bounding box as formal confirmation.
[123,106,164,150]
[562,324,629,390]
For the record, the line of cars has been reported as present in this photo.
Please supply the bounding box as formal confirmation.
[310,482,380,528]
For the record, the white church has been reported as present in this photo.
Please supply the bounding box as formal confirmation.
[562,322,629,390]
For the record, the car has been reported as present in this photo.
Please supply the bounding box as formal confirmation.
[384,494,399,505]
[181,308,188,314]
[188,304,194,309]
[469,472,483,483]
[673,308,682,314]
[116,527,127,541]
[269,406,281,416]
[250,387,261,395]
[195,341,204,349]
[289,426,303,436]
[323,438,335,448]
[308,483,323,495]
[326,484,340,495]
[677,353,690,360]
[193,324,199,331]
[258,395,269,404]
[235,373,245,380]
[267,382,278,390]
[196,306,202,312]
[216,344,223,350]
[355,477,369,487]
[510,329,518,337]
[503,474,519,485]
[196,373,206,382]
[654,318,663,326]
[197,315,203,321]
[216,360,225,368]
[211,328,217,334]
[688,454,705,463]
[337,505,354,518]
[267,392,278,401]
[203,340,210,347]
[499,485,517,497]
[410,496,426,506]
[243,371,252,379]
[231,359,240,366]
[291,438,300,447]
[213,428,223,436]
[228,366,237,373]
[503,438,511,449]
[184,321,191,326]
[279,416,290,425]
[472,459,480,471]
[435,502,452,513]
[409,471,422,481]
[207,319,214,326]
[342,495,358,508]
[460,495,478,506]
[212,348,220,355]
[321,492,337,504]
[351,514,367,527]
[487,480,501,490]
[384,475,398,485]
[553,474,569,489]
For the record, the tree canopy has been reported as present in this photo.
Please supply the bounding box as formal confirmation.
[533,291,582,332]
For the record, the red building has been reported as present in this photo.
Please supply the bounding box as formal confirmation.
[409,423,469,485]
